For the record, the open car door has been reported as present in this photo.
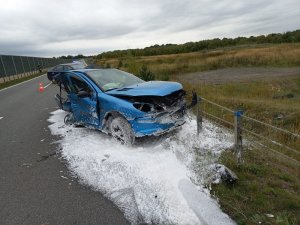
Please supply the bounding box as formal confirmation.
[64,73,100,127]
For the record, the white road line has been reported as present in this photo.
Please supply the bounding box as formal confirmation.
[44,82,52,89]
[0,74,46,92]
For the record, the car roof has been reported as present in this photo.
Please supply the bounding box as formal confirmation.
[59,62,85,66]
[72,68,118,73]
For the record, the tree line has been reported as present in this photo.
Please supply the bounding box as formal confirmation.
[95,30,300,59]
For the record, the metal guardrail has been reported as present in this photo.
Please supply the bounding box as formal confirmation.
[0,54,72,82]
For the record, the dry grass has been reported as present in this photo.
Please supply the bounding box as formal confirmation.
[94,43,300,79]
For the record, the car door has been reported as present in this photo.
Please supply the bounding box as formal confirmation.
[67,74,100,127]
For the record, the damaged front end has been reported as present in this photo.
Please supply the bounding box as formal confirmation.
[111,89,189,137]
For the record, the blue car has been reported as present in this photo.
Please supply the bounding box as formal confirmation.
[53,69,190,145]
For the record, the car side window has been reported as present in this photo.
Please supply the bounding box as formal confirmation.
[63,66,72,71]
[54,65,63,71]
[69,76,93,95]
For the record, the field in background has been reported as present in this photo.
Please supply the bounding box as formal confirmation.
[94,43,300,80]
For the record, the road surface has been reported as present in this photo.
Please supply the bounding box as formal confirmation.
[0,75,129,225]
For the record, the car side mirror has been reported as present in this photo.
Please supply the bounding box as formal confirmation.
[77,90,91,98]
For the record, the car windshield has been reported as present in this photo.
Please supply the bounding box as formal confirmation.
[86,69,144,91]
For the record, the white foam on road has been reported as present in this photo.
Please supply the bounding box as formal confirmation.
[0,117,3,120]
[48,110,236,225]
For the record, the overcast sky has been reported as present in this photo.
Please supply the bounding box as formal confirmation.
[0,0,299,57]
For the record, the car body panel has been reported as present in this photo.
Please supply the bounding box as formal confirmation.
[55,69,187,138]
[105,81,182,97]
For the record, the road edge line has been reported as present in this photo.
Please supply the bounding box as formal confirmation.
[0,74,46,92]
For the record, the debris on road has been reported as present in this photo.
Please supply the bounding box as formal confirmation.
[213,164,238,184]
[21,163,32,167]
[37,151,57,162]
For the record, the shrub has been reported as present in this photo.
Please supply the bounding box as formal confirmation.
[139,65,155,81]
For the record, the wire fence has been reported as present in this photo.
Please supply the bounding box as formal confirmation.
[0,54,72,83]
[196,96,300,166]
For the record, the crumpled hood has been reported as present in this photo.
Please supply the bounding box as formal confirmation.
[105,81,183,97]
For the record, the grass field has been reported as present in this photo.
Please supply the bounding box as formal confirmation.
[95,43,300,225]
[94,43,300,80]
[187,77,300,225]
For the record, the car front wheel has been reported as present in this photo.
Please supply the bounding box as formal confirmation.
[109,116,135,146]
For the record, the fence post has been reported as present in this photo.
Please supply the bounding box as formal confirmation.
[234,110,244,163]
[197,96,202,135]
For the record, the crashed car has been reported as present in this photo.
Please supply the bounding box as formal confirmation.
[52,68,195,145]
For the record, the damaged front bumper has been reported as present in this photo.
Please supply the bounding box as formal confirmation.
[130,106,186,137]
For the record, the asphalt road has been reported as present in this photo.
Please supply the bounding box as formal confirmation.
[0,75,129,225]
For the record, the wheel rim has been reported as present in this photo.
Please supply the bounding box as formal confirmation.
[111,124,125,144]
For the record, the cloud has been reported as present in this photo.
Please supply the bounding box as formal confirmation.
[0,0,299,57]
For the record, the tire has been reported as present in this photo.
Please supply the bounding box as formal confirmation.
[109,116,135,146]
[64,113,75,125]
[64,113,84,127]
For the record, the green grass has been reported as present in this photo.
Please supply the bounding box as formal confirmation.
[0,71,45,90]
[212,148,300,225]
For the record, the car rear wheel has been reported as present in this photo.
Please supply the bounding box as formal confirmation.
[109,116,135,146]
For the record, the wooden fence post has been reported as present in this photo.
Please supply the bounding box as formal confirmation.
[234,110,244,163]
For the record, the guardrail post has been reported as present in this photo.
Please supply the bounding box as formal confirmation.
[234,110,244,163]
[197,96,202,135]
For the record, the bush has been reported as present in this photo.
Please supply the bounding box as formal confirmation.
[117,60,123,68]
[139,65,155,81]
